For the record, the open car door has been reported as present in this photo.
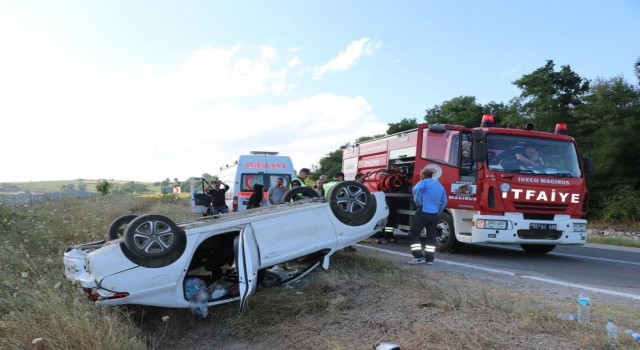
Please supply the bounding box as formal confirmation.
[237,225,259,314]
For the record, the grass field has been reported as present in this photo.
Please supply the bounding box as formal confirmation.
[1,195,639,349]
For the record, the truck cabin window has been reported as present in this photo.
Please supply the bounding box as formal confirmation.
[486,135,582,178]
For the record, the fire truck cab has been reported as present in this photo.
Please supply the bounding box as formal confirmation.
[343,115,592,254]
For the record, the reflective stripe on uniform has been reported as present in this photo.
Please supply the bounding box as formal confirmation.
[425,245,435,253]
[411,243,422,252]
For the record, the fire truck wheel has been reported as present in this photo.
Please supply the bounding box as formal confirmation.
[435,212,462,253]
[283,187,319,202]
[327,181,376,226]
[520,244,556,254]
[123,214,187,264]
[106,214,138,240]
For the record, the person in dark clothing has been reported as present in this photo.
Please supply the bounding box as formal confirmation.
[407,167,447,265]
[205,177,230,215]
[246,184,265,209]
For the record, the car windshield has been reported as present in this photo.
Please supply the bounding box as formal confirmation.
[486,135,582,178]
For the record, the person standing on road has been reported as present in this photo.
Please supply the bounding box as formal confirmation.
[205,176,230,215]
[290,168,310,188]
[408,167,447,265]
[267,177,287,205]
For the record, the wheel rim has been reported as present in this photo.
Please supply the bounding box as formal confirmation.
[132,220,175,254]
[436,220,451,244]
[334,184,369,214]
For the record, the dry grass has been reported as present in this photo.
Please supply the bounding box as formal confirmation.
[152,251,640,350]
[1,196,639,350]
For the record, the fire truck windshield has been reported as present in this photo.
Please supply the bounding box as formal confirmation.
[486,135,582,178]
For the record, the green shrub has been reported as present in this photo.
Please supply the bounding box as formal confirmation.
[600,185,640,223]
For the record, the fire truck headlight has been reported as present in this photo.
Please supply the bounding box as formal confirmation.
[476,219,507,230]
[573,223,587,232]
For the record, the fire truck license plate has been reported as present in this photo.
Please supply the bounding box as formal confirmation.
[529,223,557,230]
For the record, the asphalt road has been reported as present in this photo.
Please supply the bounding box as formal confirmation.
[358,235,640,301]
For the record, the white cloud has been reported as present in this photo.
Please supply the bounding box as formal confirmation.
[0,23,386,182]
[313,37,381,80]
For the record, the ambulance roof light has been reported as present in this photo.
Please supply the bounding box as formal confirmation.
[554,123,568,135]
[250,151,279,155]
[481,114,495,127]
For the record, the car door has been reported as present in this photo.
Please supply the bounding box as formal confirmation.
[237,225,259,314]
[249,207,337,268]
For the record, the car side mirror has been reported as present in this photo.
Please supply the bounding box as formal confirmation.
[473,142,486,162]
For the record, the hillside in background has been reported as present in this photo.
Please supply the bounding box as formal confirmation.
[0,179,162,194]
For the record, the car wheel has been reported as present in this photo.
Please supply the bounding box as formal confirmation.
[106,214,138,240]
[283,186,319,202]
[327,181,375,226]
[123,214,186,262]
[435,212,461,253]
[520,244,556,254]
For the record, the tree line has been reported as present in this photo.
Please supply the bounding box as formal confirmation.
[314,58,640,223]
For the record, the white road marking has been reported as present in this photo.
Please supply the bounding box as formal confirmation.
[485,244,640,267]
[358,244,640,301]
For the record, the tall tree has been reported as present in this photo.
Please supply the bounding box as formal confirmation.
[387,118,417,134]
[315,147,346,179]
[425,96,484,127]
[576,76,640,192]
[513,60,590,132]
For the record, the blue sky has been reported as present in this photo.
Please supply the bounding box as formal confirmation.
[1,1,638,182]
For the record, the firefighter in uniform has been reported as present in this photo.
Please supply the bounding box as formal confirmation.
[408,167,447,265]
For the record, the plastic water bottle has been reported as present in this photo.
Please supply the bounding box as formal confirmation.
[556,313,577,321]
[606,319,618,343]
[577,290,590,324]
[189,286,209,319]
[625,329,640,342]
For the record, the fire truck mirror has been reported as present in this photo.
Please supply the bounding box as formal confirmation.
[472,142,487,162]
[472,130,485,141]
[582,157,593,174]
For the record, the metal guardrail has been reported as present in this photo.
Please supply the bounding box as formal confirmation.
[0,191,98,206]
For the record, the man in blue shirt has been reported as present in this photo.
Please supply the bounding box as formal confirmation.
[408,167,447,265]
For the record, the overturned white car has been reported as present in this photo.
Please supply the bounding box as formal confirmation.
[64,181,388,314]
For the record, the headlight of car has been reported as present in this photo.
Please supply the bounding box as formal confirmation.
[573,223,587,232]
[374,217,388,231]
[476,219,507,230]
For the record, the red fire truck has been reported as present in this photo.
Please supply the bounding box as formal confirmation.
[342,115,592,254]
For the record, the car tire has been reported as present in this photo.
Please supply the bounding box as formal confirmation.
[120,240,186,268]
[106,214,138,240]
[327,181,375,226]
[283,187,319,202]
[123,214,186,263]
[435,212,462,253]
[520,244,556,254]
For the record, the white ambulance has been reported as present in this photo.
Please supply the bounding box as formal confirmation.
[190,151,296,214]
